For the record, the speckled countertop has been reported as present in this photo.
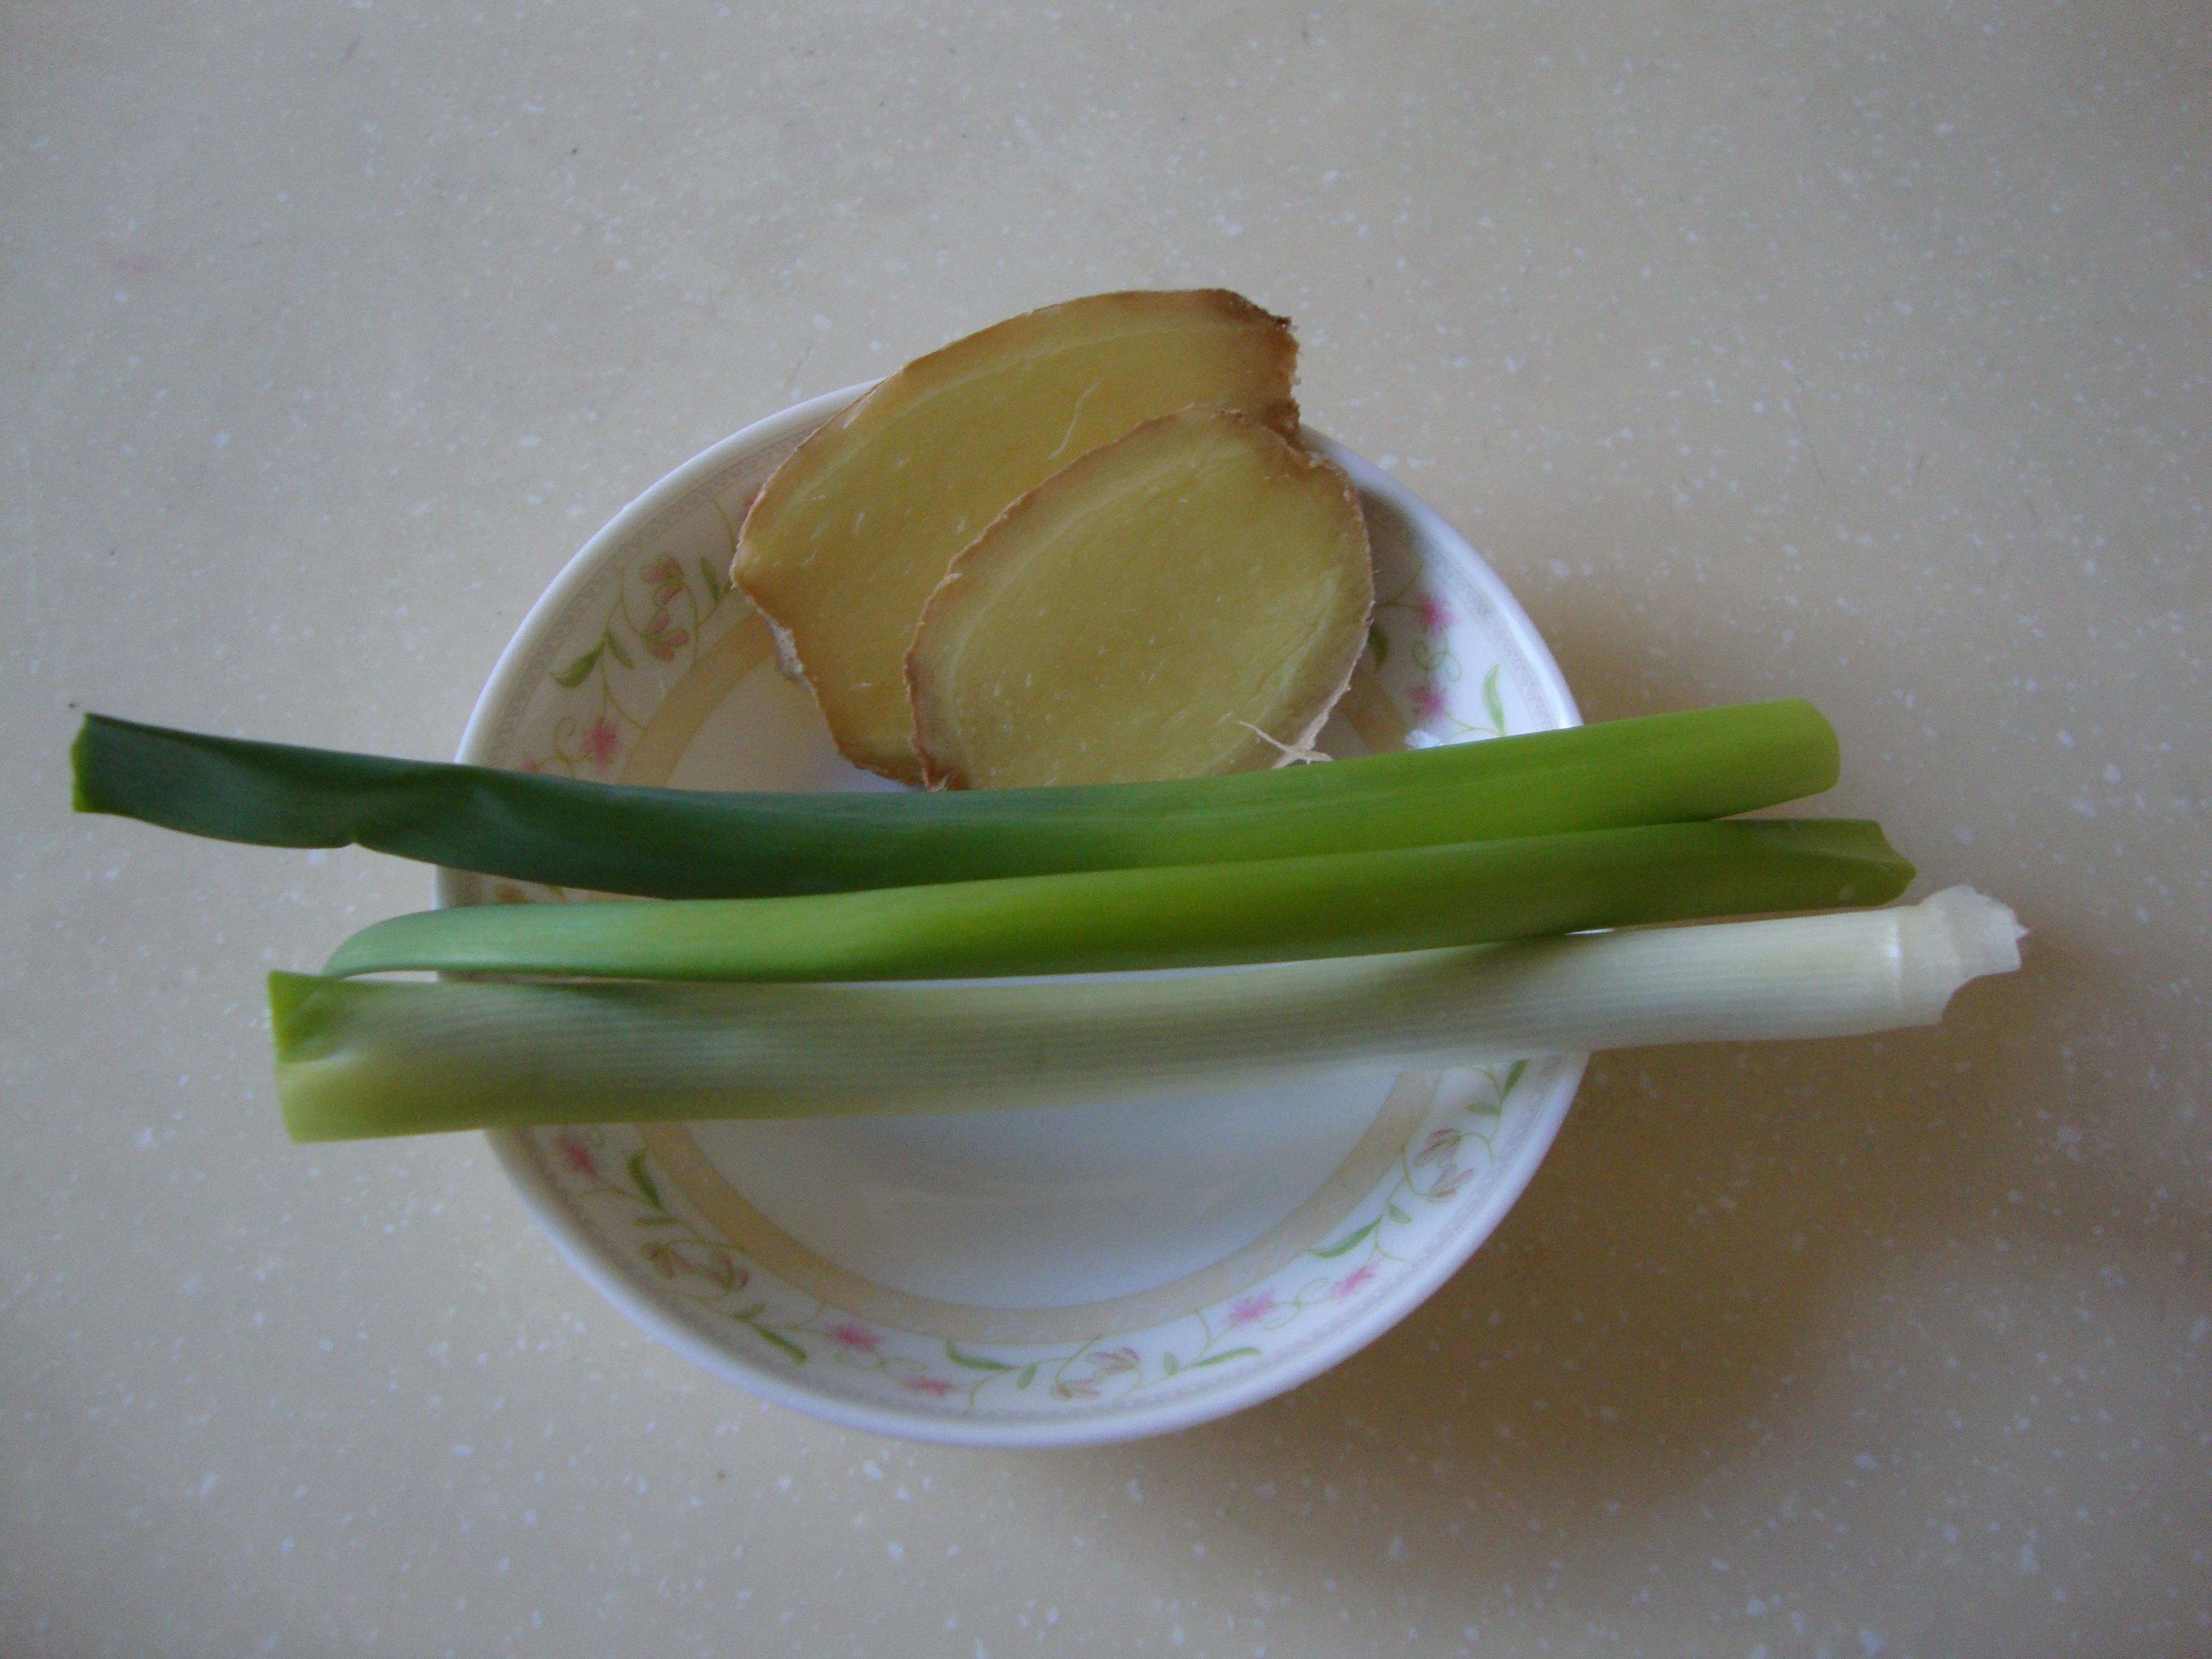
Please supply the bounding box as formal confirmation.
[5,3,2207,1655]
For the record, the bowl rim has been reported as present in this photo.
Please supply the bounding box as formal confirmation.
[439,383,1588,1447]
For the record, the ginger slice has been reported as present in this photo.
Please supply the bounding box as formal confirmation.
[906,409,1374,790]
[734,290,1298,783]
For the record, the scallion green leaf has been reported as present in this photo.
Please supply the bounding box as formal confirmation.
[322,818,1912,983]
[72,700,1839,899]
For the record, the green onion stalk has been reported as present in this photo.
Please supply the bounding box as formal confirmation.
[272,888,2024,1142]
[73,701,1840,898]
[323,818,1912,983]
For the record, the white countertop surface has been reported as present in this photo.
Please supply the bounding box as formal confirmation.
[5,2,2206,1654]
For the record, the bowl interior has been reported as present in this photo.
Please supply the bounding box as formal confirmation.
[441,387,1586,1446]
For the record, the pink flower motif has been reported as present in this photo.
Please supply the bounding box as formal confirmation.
[579,717,623,771]
[823,1319,881,1354]
[1224,1292,1277,1330]
[1415,592,1457,634]
[552,1132,598,1179]
[1413,1128,1461,1168]
[1411,685,1449,721]
[640,606,691,662]
[1430,1167,1474,1200]
[1332,1262,1381,1300]
[898,1374,957,1397]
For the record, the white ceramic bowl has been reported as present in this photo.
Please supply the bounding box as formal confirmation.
[440,386,1587,1447]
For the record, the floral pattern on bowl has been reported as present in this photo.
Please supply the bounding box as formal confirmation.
[529,1057,1553,1418]
[440,385,1586,1447]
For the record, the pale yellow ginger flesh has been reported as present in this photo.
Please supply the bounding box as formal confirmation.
[906,409,1374,790]
[734,290,1301,782]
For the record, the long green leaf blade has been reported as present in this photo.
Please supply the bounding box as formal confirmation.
[320,819,1912,983]
[72,702,1839,900]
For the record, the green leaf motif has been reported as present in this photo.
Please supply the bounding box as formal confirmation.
[1311,1219,1378,1260]
[550,646,602,688]
[1482,664,1506,735]
[1161,1353,1181,1378]
[1015,1364,1038,1390]
[698,556,729,606]
[744,1322,808,1366]
[1501,1057,1528,1099]
[627,1148,664,1212]
[945,1340,1016,1373]
[602,628,635,670]
[1368,620,1389,669]
[1190,1347,1260,1370]
[1387,1202,1413,1225]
